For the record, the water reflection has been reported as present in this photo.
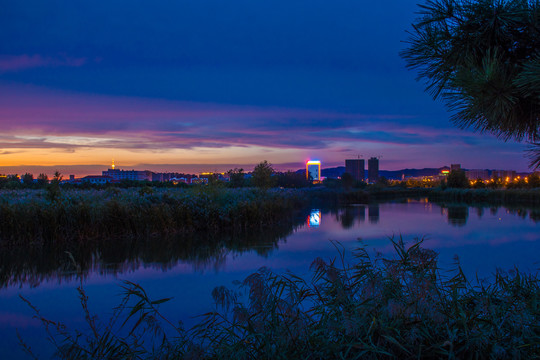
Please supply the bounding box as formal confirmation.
[0,218,305,289]
[368,204,380,224]
[338,205,366,229]
[446,206,469,226]
[335,201,539,230]
[307,209,321,227]
[0,201,539,289]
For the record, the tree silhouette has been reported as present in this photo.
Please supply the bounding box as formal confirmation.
[22,173,34,186]
[252,161,275,189]
[401,0,540,168]
[447,169,469,188]
[227,168,245,188]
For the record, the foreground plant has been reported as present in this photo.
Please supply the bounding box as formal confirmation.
[22,238,540,359]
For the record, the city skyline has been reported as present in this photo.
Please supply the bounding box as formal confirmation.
[0,0,534,175]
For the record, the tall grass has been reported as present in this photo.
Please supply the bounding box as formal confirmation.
[22,238,540,359]
[0,188,307,245]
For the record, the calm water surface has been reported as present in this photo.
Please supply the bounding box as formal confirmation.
[1,200,539,358]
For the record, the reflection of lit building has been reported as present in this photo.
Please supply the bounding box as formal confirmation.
[368,157,379,183]
[368,204,379,224]
[345,159,365,181]
[307,209,321,227]
[306,160,321,181]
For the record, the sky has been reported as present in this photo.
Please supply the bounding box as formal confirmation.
[0,0,533,176]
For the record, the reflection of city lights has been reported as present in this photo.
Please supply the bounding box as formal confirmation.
[307,209,321,227]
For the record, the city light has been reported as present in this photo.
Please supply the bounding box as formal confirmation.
[306,160,321,181]
[307,209,321,227]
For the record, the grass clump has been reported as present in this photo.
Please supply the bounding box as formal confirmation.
[22,238,540,359]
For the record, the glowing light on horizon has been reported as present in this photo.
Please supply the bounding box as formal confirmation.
[306,160,321,181]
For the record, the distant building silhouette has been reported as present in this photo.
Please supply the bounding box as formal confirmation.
[81,175,113,184]
[368,157,379,183]
[466,169,489,181]
[102,168,153,181]
[451,164,461,171]
[492,170,516,181]
[345,159,365,181]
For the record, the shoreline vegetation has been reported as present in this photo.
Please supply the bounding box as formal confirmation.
[0,185,538,245]
[0,185,538,291]
[21,239,540,359]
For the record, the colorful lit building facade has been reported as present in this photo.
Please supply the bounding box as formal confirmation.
[306,160,321,181]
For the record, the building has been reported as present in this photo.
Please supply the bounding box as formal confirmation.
[451,164,461,171]
[81,175,113,184]
[492,170,517,181]
[102,168,153,181]
[466,169,490,181]
[368,157,379,183]
[191,177,208,184]
[345,159,365,181]
[306,160,321,181]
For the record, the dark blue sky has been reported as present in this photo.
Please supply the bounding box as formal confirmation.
[0,0,531,174]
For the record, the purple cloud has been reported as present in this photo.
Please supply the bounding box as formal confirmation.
[0,84,425,150]
[0,54,86,72]
[0,83,531,173]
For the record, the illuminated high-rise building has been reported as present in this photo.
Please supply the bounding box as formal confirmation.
[345,159,365,181]
[368,157,379,183]
[306,160,321,181]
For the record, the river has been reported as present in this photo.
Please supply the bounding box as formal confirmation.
[1,199,539,358]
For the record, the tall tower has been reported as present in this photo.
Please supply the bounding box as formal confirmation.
[368,157,379,183]
[345,159,365,181]
[111,159,115,170]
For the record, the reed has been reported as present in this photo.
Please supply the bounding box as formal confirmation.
[22,238,540,359]
[0,188,307,245]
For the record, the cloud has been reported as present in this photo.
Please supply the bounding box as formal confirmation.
[0,84,432,150]
[0,54,87,72]
[0,83,528,173]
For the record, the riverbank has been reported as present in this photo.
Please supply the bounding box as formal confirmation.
[339,187,540,206]
[0,187,538,245]
[0,188,307,245]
